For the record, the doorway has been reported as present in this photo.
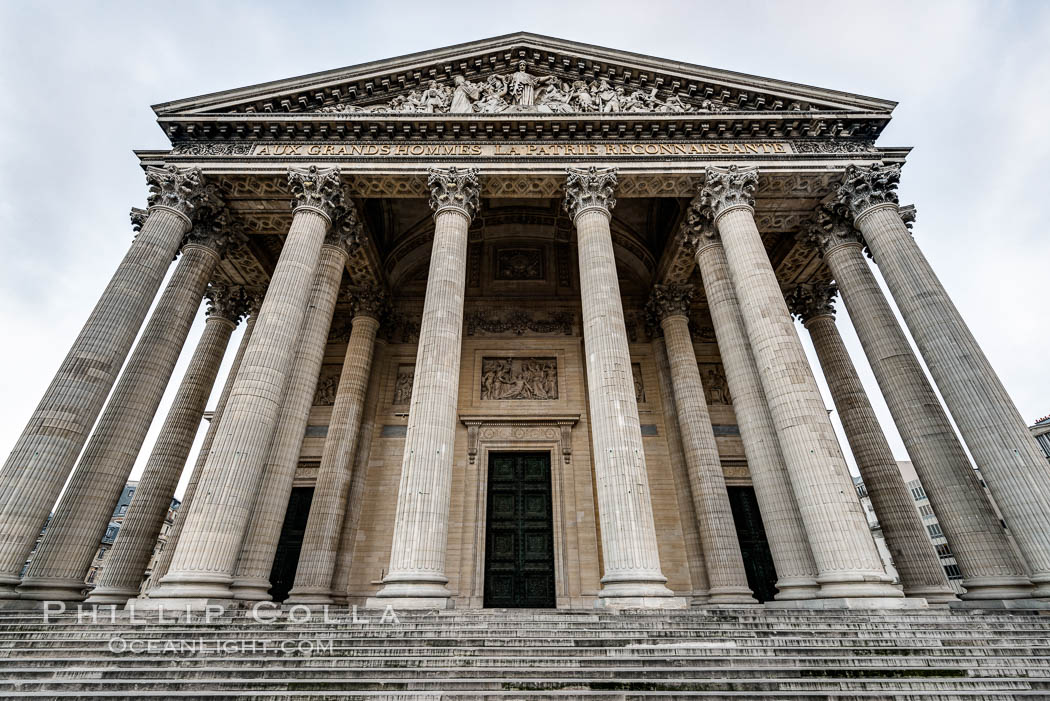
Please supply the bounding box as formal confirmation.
[727,485,778,602]
[483,452,556,608]
[268,486,314,602]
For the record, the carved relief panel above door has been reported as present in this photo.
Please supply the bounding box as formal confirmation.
[481,357,558,400]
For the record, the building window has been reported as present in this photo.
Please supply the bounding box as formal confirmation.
[918,504,935,518]
[97,547,106,559]
[927,524,943,538]
[935,543,953,559]
[118,505,127,515]
[943,563,962,579]
[910,486,927,501]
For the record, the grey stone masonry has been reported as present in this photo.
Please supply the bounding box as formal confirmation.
[651,336,711,604]
[286,292,385,604]
[330,337,386,604]
[0,165,215,598]
[368,168,479,609]
[648,285,755,604]
[19,221,233,601]
[85,284,252,605]
[788,282,957,603]
[805,205,1032,600]
[688,219,820,601]
[149,166,344,603]
[230,214,361,601]
[559,167,681,608]
[148,310,259,590]
[701,165,901,601]
[841,166,1050,596]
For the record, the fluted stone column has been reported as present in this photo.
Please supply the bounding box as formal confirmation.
[331,338,386,605]
[0,166,215,597]
[788,282,957,602]
[561,167,681,608]
[149,309,259,590]
[686,215,820,601]
[19,216,235,601]
[651,336,711,604]
[838,164,1050,595]
[85,285,252,604]
[148,166,345,604]
[647,285,755,603]
[809,201,1032,599]
[368,168,478,609]
[700,165,900,600]
[230,214,362,600]
[287,292,385,604]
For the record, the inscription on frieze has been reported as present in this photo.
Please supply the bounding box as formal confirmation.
[481,358,558,401]
[247,141,793,158]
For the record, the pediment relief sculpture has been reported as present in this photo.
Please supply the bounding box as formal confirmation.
[318,61,734,116]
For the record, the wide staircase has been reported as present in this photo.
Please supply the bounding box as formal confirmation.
[1,606,1049,699]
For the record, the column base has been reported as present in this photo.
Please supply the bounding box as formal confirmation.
[596,577,687,609]
[772,577,821,601]
[902,585,958,604]
[1026,573,1050,598]
[815,571,903,599]
[16,577,88,601]
[706,585,758,604]
[958,575,1034,600]
[83,586,140,605]
[0,574,22,599]
[766,596,929,610]
[149,572,234,600]
[229,578,273,601]
[284,588,334,606]
[367,574,452,609]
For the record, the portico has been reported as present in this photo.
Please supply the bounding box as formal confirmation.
[2,33,1048,611]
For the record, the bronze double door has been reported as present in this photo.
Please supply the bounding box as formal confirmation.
[483,452,556,608]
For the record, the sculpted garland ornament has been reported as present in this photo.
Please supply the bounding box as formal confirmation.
[319,62,725,115]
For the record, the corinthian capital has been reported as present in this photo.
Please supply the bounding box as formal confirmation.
[786,282,838,323]
[837,163,900,219]
[205,283,254,325]
[797,202,864,255]
[349,286,389,321]
[700,165,757,220]
[645,283,695,327]
[145,165,221,224]
[680,193,720,256]
[563,167,618,221]
[326,201,364,254]
[129,207,148,233]
[182,208,245,258]
[428,167,481,220]
[288,165,344,221]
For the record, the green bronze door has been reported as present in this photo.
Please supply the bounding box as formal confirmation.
[727,486,778,602]
[484,452,556,608]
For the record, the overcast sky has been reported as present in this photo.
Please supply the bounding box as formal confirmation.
[0,1,1047,501]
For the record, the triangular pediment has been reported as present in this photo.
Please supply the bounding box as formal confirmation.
[154,32,895,119]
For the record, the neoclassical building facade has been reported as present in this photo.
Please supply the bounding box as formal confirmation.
[2,33,1048,610]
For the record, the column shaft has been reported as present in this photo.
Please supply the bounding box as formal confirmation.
[694,242,819,600]
[86,312,237,604]
[803,311,956,601]
[369,207,470,607]
[651,337,711,603]
[0,205,190,595]
[825,240,1032,598]
[659,313,754,603]
[19,243,219,600]
[230,246,349,600]
[854,204,1050,593]
[330,338,386,604]
[152,206,332,601]
[572,205,676,605]
[287,314,379,603]
[715,204,898,598]
[149,315,257,589]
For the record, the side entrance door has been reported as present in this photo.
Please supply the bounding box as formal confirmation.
[484,452,556,608]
